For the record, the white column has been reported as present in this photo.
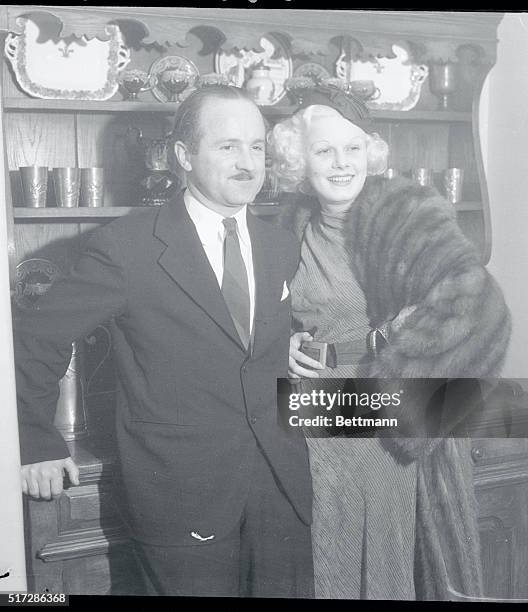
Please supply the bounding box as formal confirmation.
[486,13,528,379]
[0,72,27,592]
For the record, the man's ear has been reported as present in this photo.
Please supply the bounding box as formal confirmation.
[174,140,192,172]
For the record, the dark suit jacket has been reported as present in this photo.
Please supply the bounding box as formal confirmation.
[14,192,312,545]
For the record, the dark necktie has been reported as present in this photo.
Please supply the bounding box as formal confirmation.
[221,217,250,349]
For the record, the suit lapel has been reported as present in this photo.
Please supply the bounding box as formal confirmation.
[248,211,281,353]
[154,193,244,349]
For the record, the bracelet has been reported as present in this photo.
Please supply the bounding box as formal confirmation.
[377,321,391,344]
[367,322,391,355]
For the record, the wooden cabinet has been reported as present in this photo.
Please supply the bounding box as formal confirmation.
[1,7,502,261]
[24,435,143,595]
[3,5,525,598]
[474,438,528,599]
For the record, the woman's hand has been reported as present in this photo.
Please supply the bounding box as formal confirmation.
[288,331,325,379]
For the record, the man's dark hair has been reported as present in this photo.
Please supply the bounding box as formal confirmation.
[170,85,258,155]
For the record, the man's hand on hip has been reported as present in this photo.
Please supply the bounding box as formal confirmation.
[21,457,80,500]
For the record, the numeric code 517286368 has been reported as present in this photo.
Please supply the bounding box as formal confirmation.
[3,593,68,606]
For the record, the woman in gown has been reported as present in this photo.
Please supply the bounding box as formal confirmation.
[268,84,510,600]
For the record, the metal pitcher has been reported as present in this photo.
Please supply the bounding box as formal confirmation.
[53,341,88,441]
[127,127,180,206]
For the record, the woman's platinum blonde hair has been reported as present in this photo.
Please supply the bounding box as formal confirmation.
[268,105,389,193]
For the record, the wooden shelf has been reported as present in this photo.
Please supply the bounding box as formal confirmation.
[455,201,482,212]
[3,98,472,123]
[266,107,472,123]
[13,206,143,220]
[13,204,282,221]
[13,201,478,222]
[3,99,179,113]
[370,109,472,123]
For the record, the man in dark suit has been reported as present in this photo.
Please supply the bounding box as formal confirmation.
[15,85,313,597]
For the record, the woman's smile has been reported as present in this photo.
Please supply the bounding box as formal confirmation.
[327,174,355,185]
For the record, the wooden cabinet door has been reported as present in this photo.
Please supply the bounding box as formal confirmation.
[474,439,528,599]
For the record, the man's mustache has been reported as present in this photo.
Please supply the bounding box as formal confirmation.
[230,172,255,181]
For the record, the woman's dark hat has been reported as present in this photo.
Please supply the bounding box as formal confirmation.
[296,83,372,132]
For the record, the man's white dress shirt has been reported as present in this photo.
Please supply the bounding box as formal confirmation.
[184,189,255,334]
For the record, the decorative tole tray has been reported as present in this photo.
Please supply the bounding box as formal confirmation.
[5,17,130,100]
